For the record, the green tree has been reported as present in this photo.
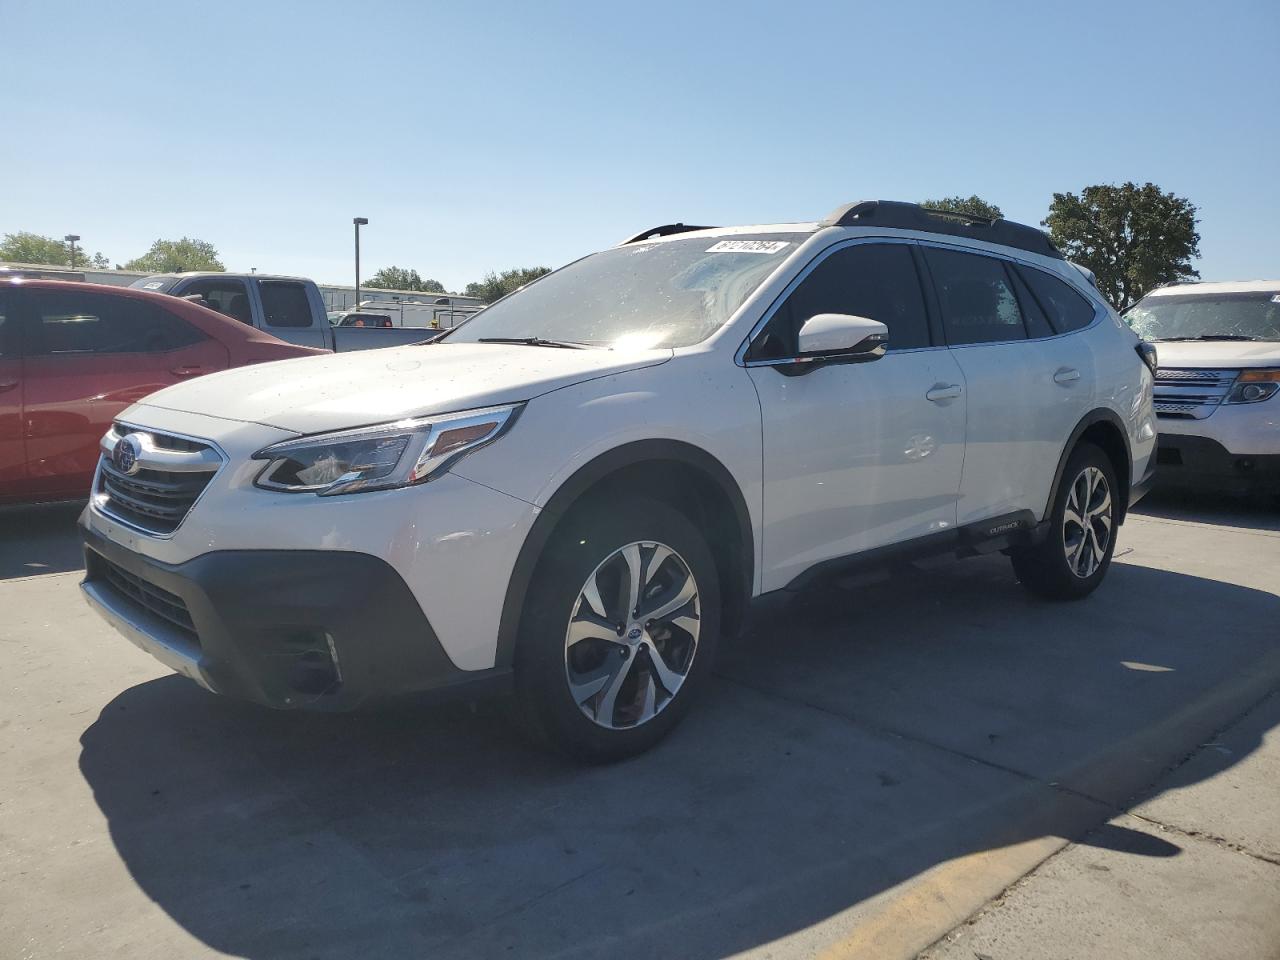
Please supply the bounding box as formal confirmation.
[920,196,1004,220]
[464,266,551,304]
[2,231,76,266]
[124,237,225,273]
[363,267,445,293]
[0,232,114,269]
[1043,183,1200,309]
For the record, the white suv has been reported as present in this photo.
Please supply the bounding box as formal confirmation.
[1126,281,1280,495]
[80,200,1157,760]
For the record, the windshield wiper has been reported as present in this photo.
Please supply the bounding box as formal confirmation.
[476,337,588,350]
[1151,334,1260,342]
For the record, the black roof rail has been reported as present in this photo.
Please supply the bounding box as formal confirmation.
[820,200,1062,260]
[619,223,717,245]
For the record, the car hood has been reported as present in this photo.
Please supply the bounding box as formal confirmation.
[137,342,673,434]
[1151,340,1280,368]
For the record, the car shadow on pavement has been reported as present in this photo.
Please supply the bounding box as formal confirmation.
[77,549,1280,960]
[1133,487,1280,533]
[0,501,86,580]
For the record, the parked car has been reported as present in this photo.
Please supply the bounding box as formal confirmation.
[1126,281,1280,495]
[0,279,324,505]
[130,273,434,351]
[80,200,1156,760]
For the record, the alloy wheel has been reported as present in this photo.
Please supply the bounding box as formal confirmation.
[563,541,701,730]
[1062,465,1112,579]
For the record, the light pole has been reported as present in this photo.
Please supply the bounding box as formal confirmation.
[64,234,80,269]
[353,217,368,309]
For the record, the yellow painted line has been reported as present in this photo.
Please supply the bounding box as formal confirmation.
[813,835,1068,960]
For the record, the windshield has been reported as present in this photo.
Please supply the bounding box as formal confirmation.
[129,276,181,293]
[443,235,802,349]
[1126,291,1280,341]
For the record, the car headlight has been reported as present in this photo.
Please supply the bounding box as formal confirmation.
[1224,369,1280,405]
[252,404,522,495]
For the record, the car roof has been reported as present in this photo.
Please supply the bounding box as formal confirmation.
[141,271,309,282]
[3,277,150,293]
[1145,280,1280,297]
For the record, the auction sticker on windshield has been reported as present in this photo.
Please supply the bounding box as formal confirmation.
[706,240,791,254]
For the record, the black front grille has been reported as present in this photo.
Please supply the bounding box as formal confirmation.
[98,555,197,638]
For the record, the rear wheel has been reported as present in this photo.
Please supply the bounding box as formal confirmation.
[1012,443,1118,601]
[513,498,720,762]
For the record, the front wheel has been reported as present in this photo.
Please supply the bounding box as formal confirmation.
[1012,443,1119,601]
[513,498,721,762]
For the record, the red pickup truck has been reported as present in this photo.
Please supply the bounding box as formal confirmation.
[0,278,324,505]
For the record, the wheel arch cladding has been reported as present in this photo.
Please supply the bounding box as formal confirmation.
[494,440,754,669]
[1047,410,1133,524]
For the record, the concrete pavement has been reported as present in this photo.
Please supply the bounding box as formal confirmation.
[1,493,1278,959]
[923,693,1280,960]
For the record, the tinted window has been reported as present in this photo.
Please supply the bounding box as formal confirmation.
[0,291,12,357]
[1018,266,1096,333]
[1009,268,1055,339]
[924,248,1026,345]
[181,278,253,325]
[259,282,314,328]
[750,243,930,359]
[27,290,205,356]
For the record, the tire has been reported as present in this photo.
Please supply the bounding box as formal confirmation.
[1012,443,1119,601]
[512,497,721,762]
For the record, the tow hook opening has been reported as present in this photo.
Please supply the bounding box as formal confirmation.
[286,632,343,695]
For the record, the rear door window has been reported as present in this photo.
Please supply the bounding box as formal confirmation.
[27,290,206,355]
[1017,266,1097,333]
[259,282,313,328]
[924,247,1027,345]
[181,277,253,325]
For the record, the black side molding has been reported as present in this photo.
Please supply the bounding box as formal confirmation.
[492,440,754,669]
[784,510,1043,591]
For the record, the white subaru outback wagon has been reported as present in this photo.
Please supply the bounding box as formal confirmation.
[80,200,1157,760]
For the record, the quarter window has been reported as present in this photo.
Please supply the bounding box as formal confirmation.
[924,248,1027,346]
[259,281,313,328]
[1017,266,1096,333]
[27,290,205,356]
[749,243,931,359]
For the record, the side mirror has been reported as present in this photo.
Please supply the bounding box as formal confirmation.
[795,313,888,365]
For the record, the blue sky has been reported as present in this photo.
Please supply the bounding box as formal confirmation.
[4,0,1277,292]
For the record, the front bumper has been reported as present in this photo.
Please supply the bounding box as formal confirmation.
[80,522,511,710]
[1154,435,1280,494]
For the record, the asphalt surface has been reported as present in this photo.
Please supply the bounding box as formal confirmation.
[1,490,1278,959]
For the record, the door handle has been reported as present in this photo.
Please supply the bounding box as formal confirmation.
[926,383,963,402]
[1053,367,1081,385]
[0,378,18,394]
[170,365,209,378]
